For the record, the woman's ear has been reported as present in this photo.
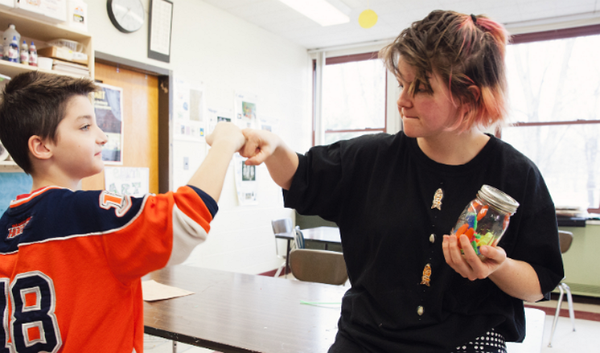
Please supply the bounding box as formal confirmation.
[460,85,481,116]
[467,85,481,104]
[28,135,52,160]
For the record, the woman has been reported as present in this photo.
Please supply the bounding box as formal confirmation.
[239,10,563,353]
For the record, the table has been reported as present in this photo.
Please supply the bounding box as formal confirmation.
[143,265,346,353]
[275,226,342,276]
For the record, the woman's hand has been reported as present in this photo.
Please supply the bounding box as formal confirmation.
[442,234,507,281]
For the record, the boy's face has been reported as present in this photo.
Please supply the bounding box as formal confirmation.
[47,95,108,180]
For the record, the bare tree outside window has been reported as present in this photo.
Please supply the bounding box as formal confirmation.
[502,31,600,213]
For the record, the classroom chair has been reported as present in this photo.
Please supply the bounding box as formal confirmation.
[547,230,576,348]
[271,218,293,277]
[289,248,348,285]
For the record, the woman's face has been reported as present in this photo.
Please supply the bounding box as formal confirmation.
[395,58,463,139]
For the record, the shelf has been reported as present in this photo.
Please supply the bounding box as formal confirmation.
[0,9,90,43]
[0,8,94,78]
[0,160,23,172]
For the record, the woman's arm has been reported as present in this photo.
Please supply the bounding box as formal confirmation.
[240,129,299,190]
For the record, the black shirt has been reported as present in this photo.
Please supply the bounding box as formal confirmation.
[284,132,564,352]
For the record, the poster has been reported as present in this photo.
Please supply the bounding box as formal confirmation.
[206,108,233,136]
[94,83,124,164]
[104,167,149,197]
[173,77,205,142]
[234,92,258,129]
[234,154,257,205]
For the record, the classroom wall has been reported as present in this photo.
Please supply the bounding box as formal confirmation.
[86,1,313,274]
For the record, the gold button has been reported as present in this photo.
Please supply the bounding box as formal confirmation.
[417,306,424,316]
[429,234,435,243]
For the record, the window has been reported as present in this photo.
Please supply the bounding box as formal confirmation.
[502,25,600,213]
[315,52,387,145]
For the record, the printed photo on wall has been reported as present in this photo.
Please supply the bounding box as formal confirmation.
[173,77,206,142]
[94,83,124,164]
[234,154,257,205]
[234,92,258,129]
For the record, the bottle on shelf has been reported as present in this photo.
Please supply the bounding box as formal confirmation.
[20,40,28,65]
[6,36,19,63]
[29,41,38,67]
[2,24,20,61]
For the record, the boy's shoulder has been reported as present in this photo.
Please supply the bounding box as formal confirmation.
[1,187,147,249]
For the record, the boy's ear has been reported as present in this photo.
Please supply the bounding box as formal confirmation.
[28,135,53,160]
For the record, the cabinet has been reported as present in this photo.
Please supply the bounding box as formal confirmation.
[0,8,93,172]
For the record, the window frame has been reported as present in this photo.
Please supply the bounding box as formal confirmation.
[507,24,600,213]
[312,51,388,146]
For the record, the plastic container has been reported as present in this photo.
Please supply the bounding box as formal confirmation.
[452,185,519,256]
[2,24,20,61]
[29,41,38,67]
[6,36,19,63]
[20,40,28,65]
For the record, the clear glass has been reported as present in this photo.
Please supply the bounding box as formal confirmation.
[323,130,381,145]
[322,59,386,132]
[452,186,518,256]
[501,124,599,210]
[504,34,600,210]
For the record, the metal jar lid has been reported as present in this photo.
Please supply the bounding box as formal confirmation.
[477,184,520,215]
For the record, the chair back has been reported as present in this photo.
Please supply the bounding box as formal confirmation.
[293,226,305,249]
[558,230,574,254]
[271,218,293,236]
[289,249,348,285]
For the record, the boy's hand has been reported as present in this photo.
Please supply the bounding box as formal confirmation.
[240,128,281,165]
[206,122,245,152]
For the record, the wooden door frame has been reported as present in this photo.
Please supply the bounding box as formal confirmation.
[94,51,172,194]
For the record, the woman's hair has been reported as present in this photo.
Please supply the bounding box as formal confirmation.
[380,10,509,131]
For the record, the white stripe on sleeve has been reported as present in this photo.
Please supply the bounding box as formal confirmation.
[166,204,208,266]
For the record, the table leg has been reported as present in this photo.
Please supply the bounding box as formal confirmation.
[284,239,291,276]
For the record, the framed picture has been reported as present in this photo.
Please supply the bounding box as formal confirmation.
[94,83,124,164]
[148,0,173,63]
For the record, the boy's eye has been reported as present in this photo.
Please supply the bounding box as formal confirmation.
[81,124,90,131]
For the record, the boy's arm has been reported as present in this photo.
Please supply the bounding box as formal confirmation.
[188,122,245,202]
[240,129,299,190]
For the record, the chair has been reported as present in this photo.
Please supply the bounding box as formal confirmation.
[289,248,348,285]
[271,218,294,277]
[547,230,576,348]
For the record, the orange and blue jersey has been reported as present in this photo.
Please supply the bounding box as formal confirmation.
[0,185,217,353]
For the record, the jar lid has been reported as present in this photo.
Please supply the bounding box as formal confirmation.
[477,184,519,215]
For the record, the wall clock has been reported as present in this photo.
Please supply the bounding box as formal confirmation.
[107,0,145,33]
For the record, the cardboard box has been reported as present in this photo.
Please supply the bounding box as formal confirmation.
[14,0,66,23]
[0,0,14,10]
[37,46,87,66]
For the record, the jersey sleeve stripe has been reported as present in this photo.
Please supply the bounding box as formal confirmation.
[166,204,209,266]
[186,185,218,218]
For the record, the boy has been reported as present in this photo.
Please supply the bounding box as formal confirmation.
[0,71,245,352]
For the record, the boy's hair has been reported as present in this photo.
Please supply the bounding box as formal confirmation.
[380,10,509,132]
[0,71,98,174]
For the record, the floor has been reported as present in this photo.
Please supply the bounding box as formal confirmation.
[143,274,600,353]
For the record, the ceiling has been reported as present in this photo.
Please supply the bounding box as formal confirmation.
[202,0,600,50]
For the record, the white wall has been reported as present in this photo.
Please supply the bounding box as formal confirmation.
[87,0,313,274]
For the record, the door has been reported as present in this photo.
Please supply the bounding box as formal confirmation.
[82,62,159,194]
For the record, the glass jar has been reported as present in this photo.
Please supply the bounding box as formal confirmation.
[452,185,519,256]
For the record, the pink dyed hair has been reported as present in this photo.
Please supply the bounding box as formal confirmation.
[380,10,510,132]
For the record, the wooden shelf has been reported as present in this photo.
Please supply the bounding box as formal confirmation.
[0,160,23,172]
[0,8,94,78]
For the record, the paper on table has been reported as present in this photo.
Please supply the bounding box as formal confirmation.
[142,279,194,302]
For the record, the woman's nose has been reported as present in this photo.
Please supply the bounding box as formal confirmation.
[397,88,411,110]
